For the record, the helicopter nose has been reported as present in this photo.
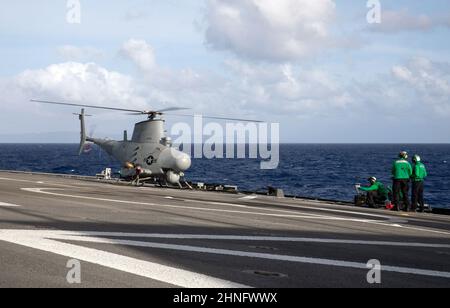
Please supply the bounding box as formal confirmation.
[175,152,191,172]
[159,148,191,172]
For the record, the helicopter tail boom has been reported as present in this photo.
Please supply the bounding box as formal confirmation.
[77,109,88,155]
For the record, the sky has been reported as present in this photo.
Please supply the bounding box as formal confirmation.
[0,0,449,143]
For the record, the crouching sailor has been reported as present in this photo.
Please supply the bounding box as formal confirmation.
[357,177,389,208]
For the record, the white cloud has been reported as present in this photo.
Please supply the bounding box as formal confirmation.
[2,38,449,142]
[392,65,413,82]
[390,57,450,114]
[14,62,147,109]
[117,38,355,118]
[203,0,336,62]
[220,59,356,116]
[13,44,449,123]
[120,39,156,72]
[231,56,450,120]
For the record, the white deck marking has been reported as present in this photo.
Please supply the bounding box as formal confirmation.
[239,196,258,200]
[183,198,329,218]
[0,175,396,220]
[20,188,380,223]
[0,202,21,207]
[348,220,450,236]
[20,188,450,236]
[254,201,397,219]
[0,230,247,288]
[0,177,36,183]
[42,231,450,249]
[1,230,449,280]
[2,175,418,221]
[381,223,450,236]
[0,177,80,189]
[186,198,392,219]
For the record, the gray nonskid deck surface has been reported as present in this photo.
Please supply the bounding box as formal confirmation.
[0,171,450,288]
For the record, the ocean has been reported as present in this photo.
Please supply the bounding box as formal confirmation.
[0,144,449,209]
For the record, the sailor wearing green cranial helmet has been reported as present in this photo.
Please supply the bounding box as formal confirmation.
[358,176,390,208]
[411,154,428,212]
[391,151,412,212]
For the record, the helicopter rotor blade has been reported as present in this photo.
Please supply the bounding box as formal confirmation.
[125,107,190,115]
[32,99,190,116]
[31,99,143,113]
[167,114,264,123]
[32,99,262,122]
[156,107,191,113]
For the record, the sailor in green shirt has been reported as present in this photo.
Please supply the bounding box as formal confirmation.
[392,151,413,211]
[411,155,428,212]
[358,177,389,208]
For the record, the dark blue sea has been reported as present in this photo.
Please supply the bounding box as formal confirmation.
[0,144,449,209]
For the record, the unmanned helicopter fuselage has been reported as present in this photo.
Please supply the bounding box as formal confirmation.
[32,99,261,186]
[78,109,191,185]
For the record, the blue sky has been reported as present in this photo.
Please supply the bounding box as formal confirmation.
[0,0,449,143]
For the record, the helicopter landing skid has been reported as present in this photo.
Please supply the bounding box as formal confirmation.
[182,179,193,190]
[128,176,193,190]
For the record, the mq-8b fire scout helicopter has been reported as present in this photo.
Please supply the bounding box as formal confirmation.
[31,99,261,187]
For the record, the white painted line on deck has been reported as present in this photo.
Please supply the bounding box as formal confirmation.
[19,188,450,236]
[52,231,450,249]
[382,223,450,236]
[189,196,396,220]
[20,188,380,224]
[260,201,396,219]
[2,230,449,280]
[2,175,395,220]
[69,237,450,279]
[351,220,450,236]
[0,202,21,207]
[183,199,450,236]
[3,175,425,222]
[59,234,450,280]
[0,177,37,183]
[186,199,328,218]
[0,230,247,288]
[239,196,258,200]
[0,177,81,189]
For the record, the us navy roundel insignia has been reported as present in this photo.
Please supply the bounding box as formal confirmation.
[146,155,155,166]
